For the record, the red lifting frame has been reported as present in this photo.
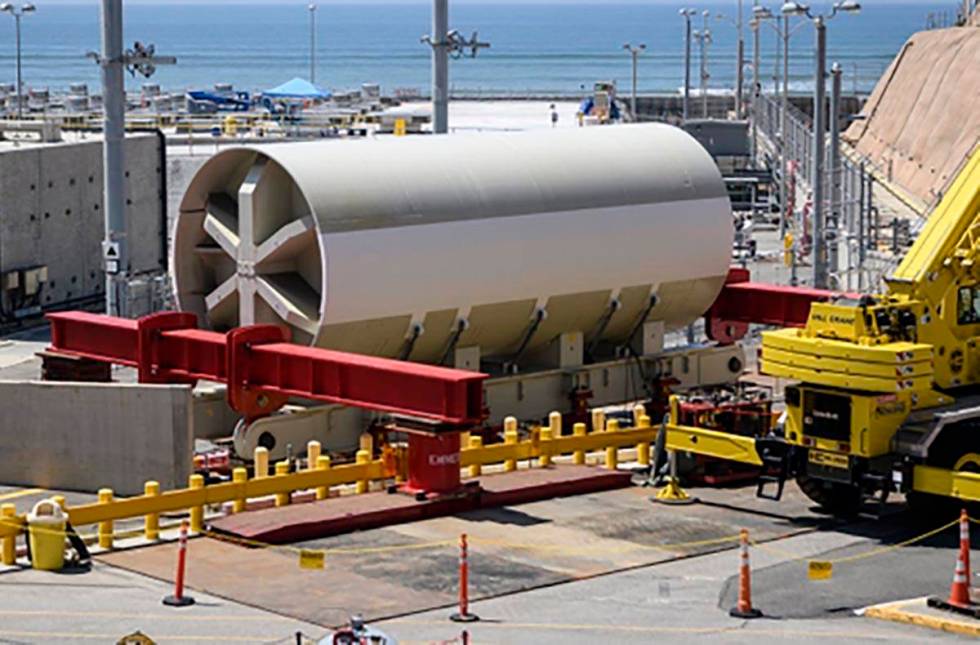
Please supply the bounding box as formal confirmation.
[46,311,487,427]
[705,267,846,343]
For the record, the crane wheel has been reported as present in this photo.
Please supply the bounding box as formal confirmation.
[795,475,862,517]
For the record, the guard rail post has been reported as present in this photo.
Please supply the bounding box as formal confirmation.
[144,480,160,540]
[98,488,114,549]
[189,474,205,533]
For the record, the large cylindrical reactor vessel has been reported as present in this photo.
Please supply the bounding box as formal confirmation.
[173,124,732,364]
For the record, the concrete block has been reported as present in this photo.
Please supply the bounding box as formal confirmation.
[0,380,193,495]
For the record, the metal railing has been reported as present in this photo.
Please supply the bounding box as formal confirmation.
[752,92,910,291]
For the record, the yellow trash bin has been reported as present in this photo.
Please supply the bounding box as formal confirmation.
[27,499,66,571]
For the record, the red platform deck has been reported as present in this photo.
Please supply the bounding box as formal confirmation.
[210,465,633,544]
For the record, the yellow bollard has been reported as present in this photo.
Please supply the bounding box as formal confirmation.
[573,422,587,465]
[274,461,291,507]
[98,488,114,549]
[1,503,16,565]
[591,409,606,433]
[144,481,160,540]
[254,446,269,478]
[307,441,321,470]
[538,426,553,467]
[189,474,205,533]
[633,404,646,427]
[605,418,620,469]
[637,414,652,466]
[356,449,370,494]
[549,410,562,438]
[503,416,519,472]
[359,433,374,457]
[232,468,248,513]
[468,435,483,477]
[315,455,331,500]
[605,444,618,470]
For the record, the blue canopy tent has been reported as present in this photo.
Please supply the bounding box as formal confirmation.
[263,78,331,100]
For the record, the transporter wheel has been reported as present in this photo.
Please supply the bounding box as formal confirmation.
[795,475,862,517]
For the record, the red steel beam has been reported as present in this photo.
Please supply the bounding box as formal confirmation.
[705,267,847,343]
[45,311,487,427]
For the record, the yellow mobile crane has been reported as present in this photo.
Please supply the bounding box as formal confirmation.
[666,146,980,514]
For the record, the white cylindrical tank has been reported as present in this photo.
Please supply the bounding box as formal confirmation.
[173,124,732,363]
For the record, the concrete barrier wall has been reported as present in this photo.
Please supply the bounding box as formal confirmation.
[0,381,192,495]
[844,26,980,205]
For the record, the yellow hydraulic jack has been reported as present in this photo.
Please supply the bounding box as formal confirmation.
[653,449,697,505]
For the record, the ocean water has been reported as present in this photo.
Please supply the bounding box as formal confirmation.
[0,2,959,96]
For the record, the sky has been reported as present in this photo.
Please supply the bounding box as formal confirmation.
[30,1,950,5]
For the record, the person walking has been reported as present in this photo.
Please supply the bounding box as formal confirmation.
[550,104,559,128]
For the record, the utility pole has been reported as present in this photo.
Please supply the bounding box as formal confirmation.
[623,43,645,120]
[1,3,35,120]
[100,0,127,316]
[812,16,828,289]
[432,0,448,133]
[93,0,174,316]
[736,0,744,119]
[695,10,711,118]
[308,3,317,84]
[780,14,790,240]
[780,1,861,288]
[422,0,488,135]
[828,62,842,285]
[680,8,695,121]
[750,17,760,165]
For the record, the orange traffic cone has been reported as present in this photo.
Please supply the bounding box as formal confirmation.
[729,528,762,618]
[927,509,980,618]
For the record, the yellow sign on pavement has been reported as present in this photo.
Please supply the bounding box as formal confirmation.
[808,560,833,580]
[299,549,325,570]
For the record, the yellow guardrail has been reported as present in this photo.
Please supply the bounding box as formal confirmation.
[0,401,768,562]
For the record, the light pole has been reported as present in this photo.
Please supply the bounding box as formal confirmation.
[623,43,645,120]
[308,3,317,85]
[715,11,746,119]
[1,3,35,120]
[693,10,711,118]
[782,1,861,289]
[753,8,804,240]
[680,8,697,121]
[749,13,762,164]
[736,0,744,119]
[422,0,488,134]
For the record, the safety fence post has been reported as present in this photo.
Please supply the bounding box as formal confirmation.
[1,503,15,565]
[591,409,606,433]
[144,481,160,540]
[573,422,587,465]
[188,474,204,532]
[503,417,518,472]
[162,519,195,607]
[356,449,370,494]
[306,440,321,470]
[636,414,652,466]
[538,425,553,467]
[468,435,483,477]
[254,446,269,478]
[98,488,114,549]
[605,419,619,469]
[315,455,331,500]
[231,468,248,513]
[449,532,479,623]
[274,461,291,507]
